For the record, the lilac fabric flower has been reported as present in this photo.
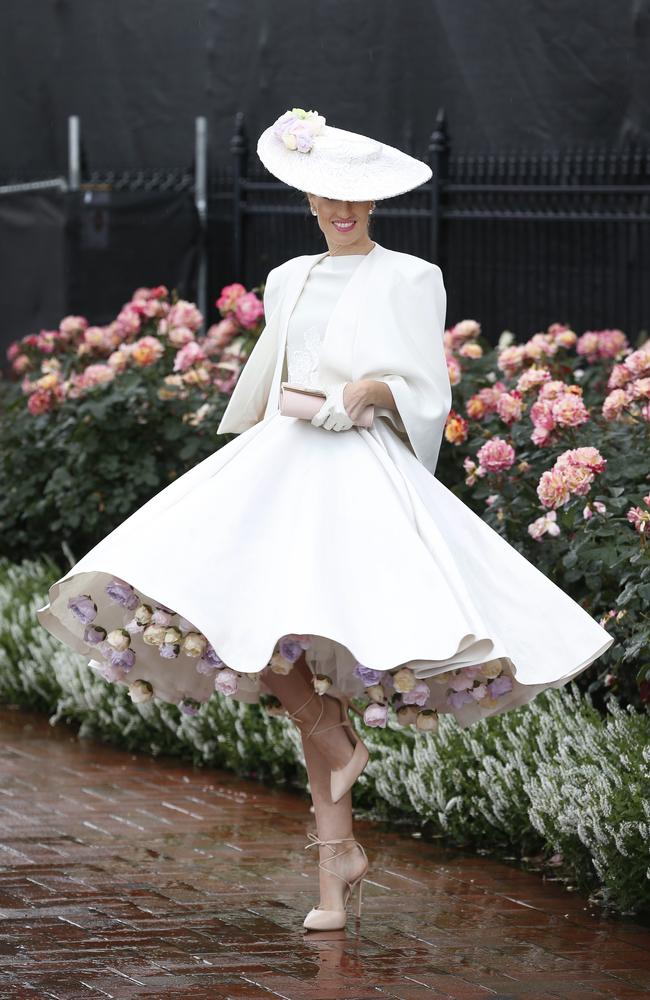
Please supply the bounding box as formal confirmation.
[68,594,97,625]
[196,658,218,675]
[100,662,127,683]
[179,699,201,716]
[83,624,106,645]
[488,674,513,698]
[159,642,180,659]
[447,671,476,692]
[109,648,136,671]
[470,683,488,701]
[447,689,475,709]
[272,111,296,138]
[353,662,383,686]
[401,681,431,707]
[279,637,304,662]
[151,608,173,626]
[363,702,388,727]
[105,579,139,609]
[202,643,223,667]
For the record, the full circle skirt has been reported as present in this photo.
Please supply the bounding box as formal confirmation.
[36,411,614,728]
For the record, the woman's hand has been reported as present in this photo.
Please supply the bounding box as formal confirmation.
[311,379,397,431]
[341,379,378,423]
[310,382,355,431]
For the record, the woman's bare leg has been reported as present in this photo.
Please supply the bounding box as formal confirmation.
[261,652,367,911]
[299,729,367,911]
[262,653,355,771]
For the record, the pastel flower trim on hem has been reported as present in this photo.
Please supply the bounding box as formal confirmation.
[272,108,326,153]
[70,576,516,732]
[69,575,312,716]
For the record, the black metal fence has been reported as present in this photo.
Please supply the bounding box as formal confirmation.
[3,110,650,345]
[229,109,650,344]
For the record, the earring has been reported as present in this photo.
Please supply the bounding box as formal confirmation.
[311,207,317,216]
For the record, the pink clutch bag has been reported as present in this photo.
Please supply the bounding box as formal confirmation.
[279,382,374,428]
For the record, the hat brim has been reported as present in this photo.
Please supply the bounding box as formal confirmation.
[256,124,432,201]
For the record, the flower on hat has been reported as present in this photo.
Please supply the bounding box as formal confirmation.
[272,108,326,153]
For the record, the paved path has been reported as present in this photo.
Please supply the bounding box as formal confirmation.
[0,706,649,1000]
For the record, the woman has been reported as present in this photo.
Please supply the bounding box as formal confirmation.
[36,108,614,933]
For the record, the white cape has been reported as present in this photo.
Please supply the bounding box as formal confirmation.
[36,243,614,728]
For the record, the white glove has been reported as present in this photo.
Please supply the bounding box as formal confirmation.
[310,382,355,432]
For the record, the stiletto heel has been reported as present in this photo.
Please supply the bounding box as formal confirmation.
[286,690,369,803]
[302,834,369,931]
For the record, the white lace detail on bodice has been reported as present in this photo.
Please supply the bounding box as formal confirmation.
[287,325,324,389]
[285,253,365,389]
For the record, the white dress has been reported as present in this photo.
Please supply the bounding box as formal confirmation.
[36,252,614,729]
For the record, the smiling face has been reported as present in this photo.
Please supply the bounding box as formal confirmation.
[306,194,375,255]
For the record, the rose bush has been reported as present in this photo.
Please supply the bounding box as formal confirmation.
[1,283,264,563]
[435,320,650,711]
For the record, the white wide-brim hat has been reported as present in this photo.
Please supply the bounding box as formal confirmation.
[256,108,432,202]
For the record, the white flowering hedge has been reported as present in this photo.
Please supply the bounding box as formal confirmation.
[1,556,648,917]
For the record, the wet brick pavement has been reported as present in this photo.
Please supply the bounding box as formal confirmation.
[0,705,649,1000]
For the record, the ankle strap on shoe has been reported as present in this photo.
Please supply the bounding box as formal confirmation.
[304,833,357,850]
[286,690,317,725]
[304,832,368,886]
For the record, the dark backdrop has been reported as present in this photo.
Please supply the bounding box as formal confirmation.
[2,0,650,180]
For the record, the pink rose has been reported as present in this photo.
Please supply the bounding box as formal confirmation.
[607,364,632,390]
[131,335,164,367]
[497,345,526,377]
[168,300,203,332]
[516,366,551,393]
[556,447,606,474]
[173,340,206,373]
[552,394,589,428]
[602,389,629,420]
[206,317,238,349]
[496,391,523,425]
[624,346,650,378]
[27,388,54,415]
[168,325,195,347]
[216,283,247,313]
[476,437,516,473]
[598,329,628,359]
[537,469,571,509]
[576,331,601,360]
[446,356,461,385]
[234,292,265,330]
[528,511,560,540]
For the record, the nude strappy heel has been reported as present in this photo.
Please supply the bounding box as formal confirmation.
[287,690,370,802]
[302,832,369,931]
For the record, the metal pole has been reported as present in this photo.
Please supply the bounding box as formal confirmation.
[231,112,247,281]
[68,115,81,191]
[428,107,448,266]
[195,115,208,323]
